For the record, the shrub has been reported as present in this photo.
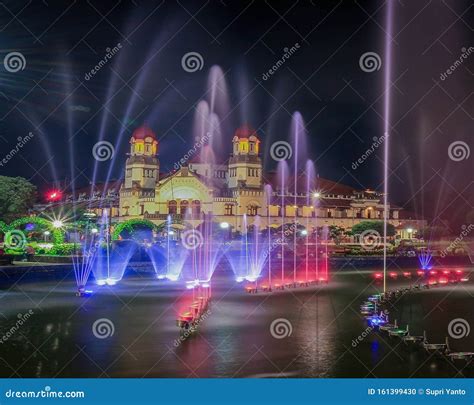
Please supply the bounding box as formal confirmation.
[49,243,79,256]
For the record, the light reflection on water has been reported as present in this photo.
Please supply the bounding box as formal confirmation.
[0,265,472,378]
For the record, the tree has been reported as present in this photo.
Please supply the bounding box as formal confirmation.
[0,176,36,223]
[350,221,396,237]
[328,225,345,245]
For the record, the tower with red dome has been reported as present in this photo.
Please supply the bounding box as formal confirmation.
[228,124,262,189]
[123,125,159,190]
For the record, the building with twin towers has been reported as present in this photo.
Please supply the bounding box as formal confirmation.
[118,124,423,237]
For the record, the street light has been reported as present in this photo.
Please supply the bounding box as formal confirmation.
[313,192,321,198]
[91,228,98,234]
[52,220,63,228]
[220,222,230,229]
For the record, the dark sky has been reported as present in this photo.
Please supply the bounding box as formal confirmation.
[0,0,472,229]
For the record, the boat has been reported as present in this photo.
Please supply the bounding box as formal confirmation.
[401,326,424,345]
[388,324,409,338]
[422,332,448,353]
[445,338,474,362]
[379,318,398,333]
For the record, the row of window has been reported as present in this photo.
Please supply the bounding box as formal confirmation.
[248,168,259,177]
[168,200,201,215]
[125,169,156,178]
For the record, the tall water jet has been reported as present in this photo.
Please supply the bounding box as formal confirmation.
[93,209,138,285]
[264,184,273,289]
[305,160,316,282]
[207,65,231,143]
[290,112,308,285]
[383,0,394,293]
[277,160,289,286]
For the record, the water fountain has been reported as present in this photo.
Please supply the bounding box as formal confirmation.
[417,248,433,271]
[382,0,394,294]
[93,210,138,286]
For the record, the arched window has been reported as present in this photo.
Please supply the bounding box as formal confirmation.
[247,204,258,216]
[225,204,233,216]
[180,200,189,215]
[168,200,177,215]
[192,200,201,216]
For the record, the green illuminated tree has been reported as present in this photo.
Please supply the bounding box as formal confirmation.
[0,176,36,223]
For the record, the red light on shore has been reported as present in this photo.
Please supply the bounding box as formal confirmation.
[374,272,383,279]
[416,270,424,276]
[389,272,397,279]
[47,190,62,201]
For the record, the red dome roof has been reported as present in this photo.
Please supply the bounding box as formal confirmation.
[131,125,157,140]
[234,124,259,139]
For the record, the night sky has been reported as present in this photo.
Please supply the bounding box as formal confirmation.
[0,0,472,229]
